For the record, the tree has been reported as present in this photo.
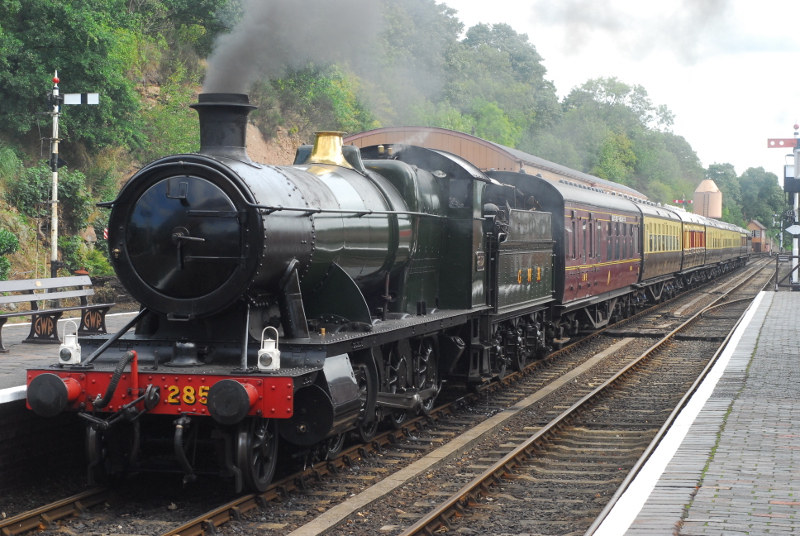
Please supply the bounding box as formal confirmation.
[0,0,144,148]
[739,167,784,226]
[5,163,92,235]
[592,131,636,185]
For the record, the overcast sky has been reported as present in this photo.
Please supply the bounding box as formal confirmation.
[446,0,800,185]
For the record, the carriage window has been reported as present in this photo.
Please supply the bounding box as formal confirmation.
[614,223,620,260]
[572,220,576,259]
[627,224,632,258]
[582,220,587,263]
[596,223,601,258]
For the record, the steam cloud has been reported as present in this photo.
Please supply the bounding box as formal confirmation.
[531,0,734,64]
[203,0,380,93]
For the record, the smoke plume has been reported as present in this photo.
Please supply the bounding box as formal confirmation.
[532,0,734,64]
[203,0,380,93]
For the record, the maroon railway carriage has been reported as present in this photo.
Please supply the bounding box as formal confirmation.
[487,173,643,334]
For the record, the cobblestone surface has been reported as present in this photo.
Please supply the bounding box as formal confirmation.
[624,291,800,535]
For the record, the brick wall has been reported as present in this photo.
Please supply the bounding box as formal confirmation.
[0,400,85,490]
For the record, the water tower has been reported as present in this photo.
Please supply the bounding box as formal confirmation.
[694,179,722,218]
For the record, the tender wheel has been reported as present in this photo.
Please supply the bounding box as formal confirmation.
[412,337,439,415]
[490,347,508,379]
[504,318,533,373]
[86,424,131,486]
[489,326,509,379]
[236,417,278,492]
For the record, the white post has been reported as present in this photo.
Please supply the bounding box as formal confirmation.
[50,71,60,278]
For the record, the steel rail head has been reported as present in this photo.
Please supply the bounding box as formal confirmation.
[583,262,772,535]
[0,488,107,536]
[399,259,771,536]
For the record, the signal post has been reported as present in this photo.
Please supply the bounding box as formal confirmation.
[767,127,800,287]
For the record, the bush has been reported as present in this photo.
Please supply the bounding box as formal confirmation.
[0,228,19,281]
[5,163,93,234]
[58,236,113,276]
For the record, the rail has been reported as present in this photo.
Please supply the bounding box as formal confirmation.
[398,260,771,536]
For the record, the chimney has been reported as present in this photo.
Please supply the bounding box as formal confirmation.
[190,93,256,161]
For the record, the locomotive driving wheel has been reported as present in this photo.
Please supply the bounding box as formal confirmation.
[386,343,410,428]
[412,337,439,415]
[236,417,278,492]
[352,358,379,442]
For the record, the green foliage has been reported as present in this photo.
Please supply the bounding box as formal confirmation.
[739,167,784,226]
[58,235,113,276]
[530,76,705,204]
[371,3,559,148]
[592,131,636,185]
[0,143,23,187]
[0,258,10,281]
[0,228,18,281]
[0,228,19,257]
[468,99,521,147]
[252,65,378,139]
[0,0,145,148]
[705,164,785,229]
[408,101,474,133]
[5,163,92,234]
[138,64,200,161]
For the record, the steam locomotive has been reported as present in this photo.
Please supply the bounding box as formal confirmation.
[25,93,749,492]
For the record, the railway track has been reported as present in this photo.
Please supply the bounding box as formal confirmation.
[0,259,771,536]
[394,260,772,536]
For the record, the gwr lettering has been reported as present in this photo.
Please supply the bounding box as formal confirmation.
[34,316,54,336]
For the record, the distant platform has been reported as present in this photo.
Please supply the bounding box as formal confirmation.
[595,290,800,535]
[0,311,138,401]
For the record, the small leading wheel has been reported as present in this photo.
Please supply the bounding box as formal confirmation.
[236,417,279,492]
[86,424,131,486]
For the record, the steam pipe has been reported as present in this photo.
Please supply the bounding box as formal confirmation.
[93,351,136,409]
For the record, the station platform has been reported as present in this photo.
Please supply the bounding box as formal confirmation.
[596,290,800,535]
[0,311,138,403]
